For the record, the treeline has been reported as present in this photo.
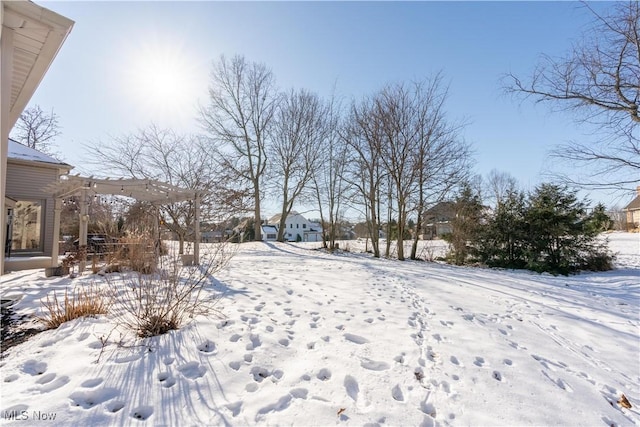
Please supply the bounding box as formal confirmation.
[89,55,471,256]
[444,183,614,275]
[198,56,473,258]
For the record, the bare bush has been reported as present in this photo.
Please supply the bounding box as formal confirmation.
[40,285,111,329]
[108,243,231,338]
[110,236,158,274]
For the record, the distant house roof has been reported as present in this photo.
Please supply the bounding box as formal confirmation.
[8,138,72,169]
[624,191,640,212]
[268,211,302,224]
[424,201,456,219]
[261,225,278,233]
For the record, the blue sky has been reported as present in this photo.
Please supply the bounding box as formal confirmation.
[26,1,626,211]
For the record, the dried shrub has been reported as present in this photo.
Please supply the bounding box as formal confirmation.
[109,242,232,338]
[40,285,110,329]
[113,236,158,274]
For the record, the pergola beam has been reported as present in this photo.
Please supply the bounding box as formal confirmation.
[47,174,202,269]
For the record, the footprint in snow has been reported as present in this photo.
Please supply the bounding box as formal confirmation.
[22,360,47,375]
[105,400,125,413]
[69,388,119,409]
[450,356,461,366]
[474,357,485,367]
[420,400,437,418]
[251,367,271,382]
[344,375,359,402]
[130,405,153,421]
[360,358,390,371]
[216,319,235,329]
[391,384,404,401]
[197,340,217,354]
[556,378,573,392]
[157,372,176,388]
[289,387,308,399]
[542,371,573,392]
[394,353,406,364]
[225,401,243,417]
[177,362,205,379]
[39,375,70,393]
[36,373,56,385]
[317,368,332,381]
[4,374,19,383]
[240,315,259,325]
[80,378,103,388]
[246,334,262,350]
[344,333,369,345]
[492,371,503,381]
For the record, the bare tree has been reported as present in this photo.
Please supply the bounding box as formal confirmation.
[200,55,279,241]
[376,83,418,260]
[485,169,518,209]
[343,95,386,258]
[504,2,640,191]
[409,78,472,260]
[310,92,349,250]
[607,205,628,230]
[269,88,325,241]
[11,105,61,155]
[87,125,217,254]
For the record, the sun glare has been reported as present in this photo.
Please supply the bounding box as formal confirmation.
[121,38,206,126]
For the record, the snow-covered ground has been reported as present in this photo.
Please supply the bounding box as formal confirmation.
[1,233,638,426]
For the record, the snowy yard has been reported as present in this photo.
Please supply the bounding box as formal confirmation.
[0,233,638,426]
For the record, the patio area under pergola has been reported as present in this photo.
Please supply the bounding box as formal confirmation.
[47,174,201,272]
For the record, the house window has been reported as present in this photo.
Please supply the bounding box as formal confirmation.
[290,224,293,228]
[267,233,276,239]
[303,224,307,229]
[296,224,299,228]
[11,200,43,253]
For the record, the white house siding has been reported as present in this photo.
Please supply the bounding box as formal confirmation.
[267,212,324,242]
[5,162,58,258]
[261,225,278,241]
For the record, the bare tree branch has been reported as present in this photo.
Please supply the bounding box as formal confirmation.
[504,1,640,192]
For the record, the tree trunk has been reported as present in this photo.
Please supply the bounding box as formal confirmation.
[253,180,262,241]
[410,205,423,260]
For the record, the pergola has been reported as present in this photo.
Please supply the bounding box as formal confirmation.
[47,174,201,269]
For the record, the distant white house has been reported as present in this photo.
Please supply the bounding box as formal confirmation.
[267,211,323,242]
[260,225,278,241]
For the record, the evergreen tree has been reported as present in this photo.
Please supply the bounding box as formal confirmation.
[524,184,612,274]
[445,184,484,265]
[477,190,527,268]
[474,184,613,274]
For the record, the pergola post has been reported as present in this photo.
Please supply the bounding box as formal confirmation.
[50,197,62,267]
[194,192,200,265]
[78,188,89,273]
